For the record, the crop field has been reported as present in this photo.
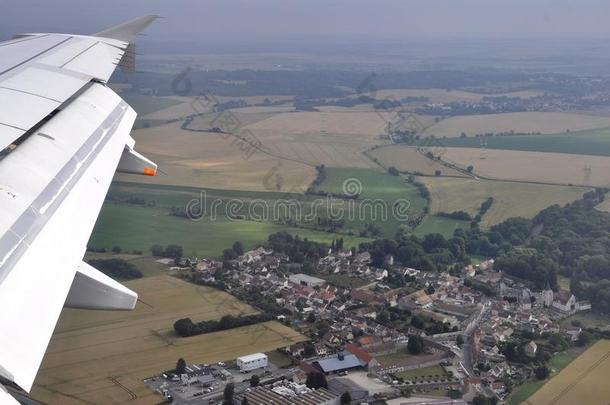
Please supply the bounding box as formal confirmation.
[244,110,390,169]
[374,89,544,104]
[89,203,370,259]
[439,126,610,157]
[525,340,610,405]
[367,145,467,177]
[420,177,587,227]
[438,147,610,187]
[116,121,317,192]
[422,112,610,137]
[242,110,437,169]
[31,276,306,405]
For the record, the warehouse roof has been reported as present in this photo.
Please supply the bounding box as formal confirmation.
[314,353,365,373]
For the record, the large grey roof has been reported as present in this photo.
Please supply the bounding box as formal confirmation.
[314,354,364,373]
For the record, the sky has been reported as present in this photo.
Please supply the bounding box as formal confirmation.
[2,0,610,44]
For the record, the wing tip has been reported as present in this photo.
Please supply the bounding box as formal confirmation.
[95,15,159,43]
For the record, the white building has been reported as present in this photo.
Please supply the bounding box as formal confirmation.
[237,353,268,372]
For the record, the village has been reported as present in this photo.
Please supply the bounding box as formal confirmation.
[151,245,594,405]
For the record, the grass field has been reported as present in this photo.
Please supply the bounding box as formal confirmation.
[438,147,610,187]
[31,276,306,405]
[560,312,610,331]
[412,215,469,237]
[89,203,370,258]
[395,365,448,381]
[376,352,416,367]
[422,112,610,138]
[439,127,610,157]
[523,340,610,405]
[367,145,467,177]
[310,167,428,236]
[420,177,587,227]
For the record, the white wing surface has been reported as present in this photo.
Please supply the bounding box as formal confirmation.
[0,15,158,398]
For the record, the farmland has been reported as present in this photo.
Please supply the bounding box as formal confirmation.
[439,126,610,157]
[367,145,467,177]
[89,203,371,259]
[309,167,428,236]
[117,120,317,192]
[421,177,587,227]
[438,147,610,187]
[524,340,610,405]
[31,276,306,405]
[422,112,610,137]
[374,88,544,104]
[244,110,398,169]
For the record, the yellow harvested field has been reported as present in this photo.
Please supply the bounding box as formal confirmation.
[374,88,544,104]
[243,111,435,169]
[422,112,610,137]
[526,340,610,405]
[421,177,587,227]
[440,147,610,187]
[140,100,208,121]
[117,121,316,192]
[368,145,467,177]
[247,111,390,137]
[32,276,306,405]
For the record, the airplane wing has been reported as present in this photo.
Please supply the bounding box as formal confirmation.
[0,15,158,400]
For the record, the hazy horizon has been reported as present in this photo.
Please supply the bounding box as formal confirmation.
[3,0,610,43]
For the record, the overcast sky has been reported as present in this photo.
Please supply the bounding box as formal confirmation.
[3,0,610,43]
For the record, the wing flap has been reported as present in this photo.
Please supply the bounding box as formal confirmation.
[65,261,138,310]
[0,88,59,130]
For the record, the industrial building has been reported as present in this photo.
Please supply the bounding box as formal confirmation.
[289,273,326,287]
[241,381,339,405]
[237,353,268,372]
[313,351,366,375]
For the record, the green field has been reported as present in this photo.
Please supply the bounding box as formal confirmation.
[438,127,610,157]
[412,215,469,238]
[396,365,449,381]
[89,203,370,258]
[310,167,428,236]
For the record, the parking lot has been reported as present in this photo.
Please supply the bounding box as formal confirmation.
[144,361,286,404]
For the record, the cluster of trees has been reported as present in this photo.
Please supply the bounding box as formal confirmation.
[407,334,425,354]
[265,232,329,264]
[305,371,328,389]
[388,166,400,176]
[87,259,142,280]
[309,165,327,189]
[173,313,272,337]
[438,210,472,221]
[150,244,183,259]
[222,241,245,260]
